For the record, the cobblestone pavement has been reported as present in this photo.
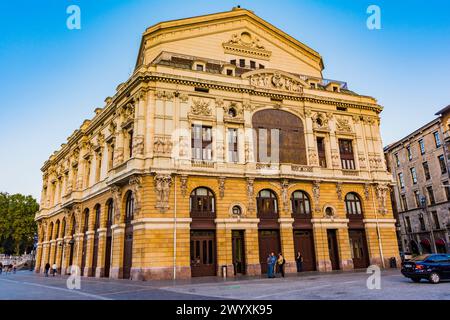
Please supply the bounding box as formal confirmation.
[0,269,449,300]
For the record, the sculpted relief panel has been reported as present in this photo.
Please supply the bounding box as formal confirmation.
[245,71,304,93]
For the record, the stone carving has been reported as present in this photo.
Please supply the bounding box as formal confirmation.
[375,183,389,215]
[129,176,142,218]
[243,102,255,112]
[155,90,175,101]
[180,175,188,197]
[218,177,226,199]
[308,150,319,166]
[336,182,343,200]
[73,205,82,233]
[312,112,330,130]
[154,136,173,155]
[281,179,290,213]
[110,185,122,224]
[364,183,370,200]
[223,101,244,119]
[215,98,224,108]
[120,101,135,124]
[132,135,145,156]
[190,99,212,116]
[154,174,172,213]
[179,93,189,103]
[312,180,321,212]
[331,151,341,168]
[113,147,124,166]
[358,154,367,169]
[248,72,303,93]
[369,155,383,169]
[336,117,352,132]
[133,89,148,102]
[222,31,271,59]
[178,136,189,158]
[108,122,117,137]
[247,178,255,213]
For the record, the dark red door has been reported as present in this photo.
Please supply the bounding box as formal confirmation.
[258,230,281,274]
[122,225,133,279]
[80,236,87,276]
[327,229,340,270]
[92,234,99,276]
[349,229,370,269]
[293,229,316,271]
[190,231,216,277]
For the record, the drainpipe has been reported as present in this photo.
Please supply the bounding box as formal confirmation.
[173,175,177,281]
[371,185,385,268]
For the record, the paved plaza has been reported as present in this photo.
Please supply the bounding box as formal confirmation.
[0,269,449,300]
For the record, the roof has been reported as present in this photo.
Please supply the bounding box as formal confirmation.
[435,104,450,116]
[135,7,324,71]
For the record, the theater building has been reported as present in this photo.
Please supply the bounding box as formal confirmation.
[34,7,399,280]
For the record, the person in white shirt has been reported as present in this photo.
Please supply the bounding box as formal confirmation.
[52,263,57,276]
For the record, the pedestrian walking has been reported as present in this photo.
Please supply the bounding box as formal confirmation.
[0,262,3,275]
[277,253,285,278]
[267,252,277,278]
[52,263,57,276]
[296,251,303,272]
[12,263,16,274]
[44,262,51,277]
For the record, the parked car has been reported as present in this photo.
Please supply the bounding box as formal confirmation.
[401,254,450,284]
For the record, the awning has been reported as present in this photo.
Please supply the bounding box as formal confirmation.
[420,238,431,247]
[436,239,446,247]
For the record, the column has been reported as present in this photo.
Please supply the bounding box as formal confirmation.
[55,238,63,272]
[110,224,125,279]
[61,236,72,275]
[84,230,95,277]
[245,227,261,276]
[336,227,353,271]
[40,242,50,272]
[279,218,296,273]
[49,240,56,265]
[35,243,43,273]
[216,228,234,277]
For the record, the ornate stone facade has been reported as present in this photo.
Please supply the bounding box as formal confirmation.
[35,7,398,281]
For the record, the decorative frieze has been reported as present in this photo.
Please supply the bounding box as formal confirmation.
[247,71,304,93]
[375,183,389,215]
[246,177,255,213]
[336,182,343,200]
[312,180,321,212]
[281,179,290,213]
[154,135,173,156]
[110,185,122,223]
[129,176,142,218]
[335,117,352,133]
[180,175,188,197]
[222,31,272,60]
[132,135,145,156]
[190,98,212,116]
[218,177,226,199]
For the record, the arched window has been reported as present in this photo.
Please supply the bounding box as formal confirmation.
[106,199,114,227]
[61,218,66,238]
[48,222,54,241]
[94,204,101,230]
[125,191,134,223]
[54,220,60,239]
[83,209,90,232]
[291,191,311,216]
[345,193,363,218]
[252,110,306,165]
[71,215,77,236]
[257,189,278,219]
[190,187,215,218]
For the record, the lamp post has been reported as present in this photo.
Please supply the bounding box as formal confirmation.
[419,195,437,253]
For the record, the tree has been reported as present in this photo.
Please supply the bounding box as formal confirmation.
[0,192,38,255]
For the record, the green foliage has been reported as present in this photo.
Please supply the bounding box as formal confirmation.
[0,192,38,254]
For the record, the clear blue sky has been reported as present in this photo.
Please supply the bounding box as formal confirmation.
[1,0,449,200]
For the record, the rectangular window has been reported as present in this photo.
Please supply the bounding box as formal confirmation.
[419,139,425,155]
[405,216,412,233]
[226,69,233,76]
[95,153,102,183]
[239,59,245,67]
[228,128,238,163]
[338,139,355,170]
[230,59,236,65]
[427,186,435,205]
[108,142,115,170]
[398,173,405,189]
[434,131,441,147]
[419,215,426,231]
[407,146,412,161]
[423,161,431,180]
[432,211,440,229]
[401,194,408,211]
[414,190,421,208]
[317,137,327,168]
[128,130,133,158]
[444,181,450,201]
[395,153,400,167]
[259,64,265,69]
[410,167,418,184]
[250,60,256,69]
[196,64,204,71]
[191,125,212,161]
[438,154,447,174]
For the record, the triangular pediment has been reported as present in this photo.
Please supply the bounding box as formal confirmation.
[136,8,324,77]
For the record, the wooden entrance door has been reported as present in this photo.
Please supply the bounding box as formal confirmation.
[232,231,246,275]
[104,235,112,278]
[293,229,316,271]
[80,237,87,276]
[349,229,370,269]
[122,225,133,279]
[327,229,340,270]
[258,230,281,274]
[190,231,216,277]
[92,234,99,276]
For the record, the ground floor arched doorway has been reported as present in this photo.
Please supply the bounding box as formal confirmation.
[190,230,216,277]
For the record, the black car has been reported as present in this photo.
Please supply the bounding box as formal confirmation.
[401,254,450,284]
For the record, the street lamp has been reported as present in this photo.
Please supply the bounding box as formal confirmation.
[419,195,437,253]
